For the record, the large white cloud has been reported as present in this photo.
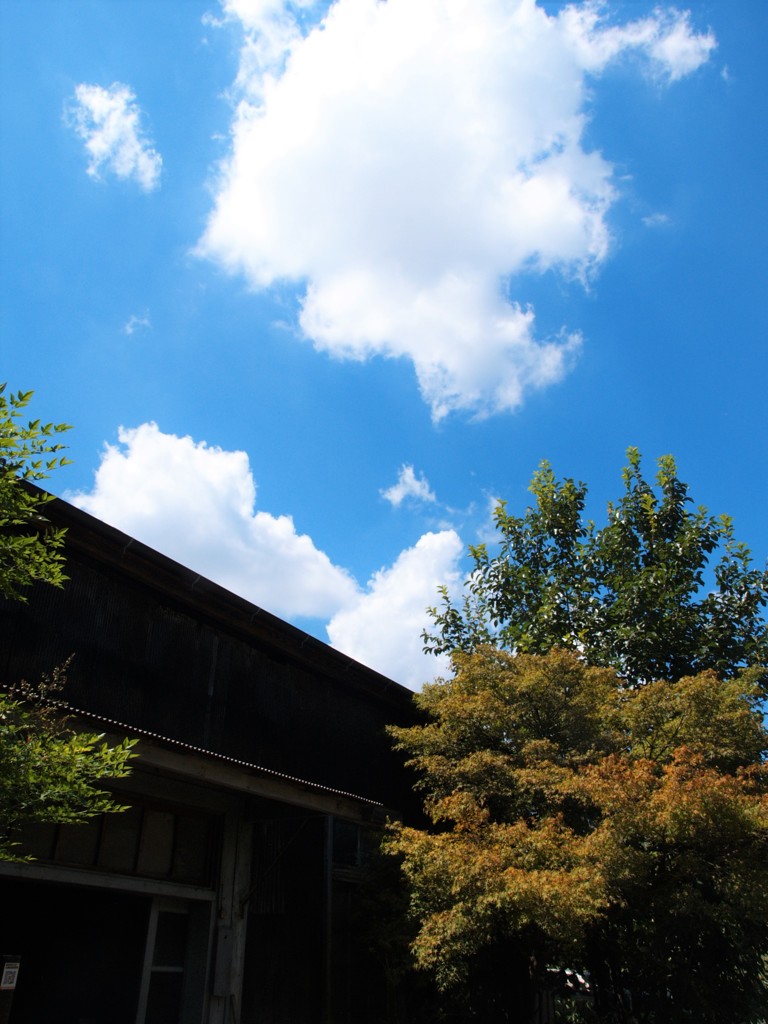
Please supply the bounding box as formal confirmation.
[68,83,162,191]
[327,530,464,689]
[199,0,715,419]
[69,423,357,618]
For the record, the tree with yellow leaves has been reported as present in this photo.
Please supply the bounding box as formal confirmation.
[387,648,768,1023]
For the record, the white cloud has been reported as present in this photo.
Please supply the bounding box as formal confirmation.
[381,465,436,508]
[327,530,464,689]
[69,83,162,191]
[560,5,715,80]
[642,212,671,228]
[122,312,152,336]
[68,423,357,618]
[648,12,716,81]
[199,0,714,419]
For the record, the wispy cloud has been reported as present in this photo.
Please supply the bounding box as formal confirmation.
[560,5,715,81]
[122,312,152,336]
[199,0,715,420]
[381,465,436,508]
[68,83,162,191]
[642,212,672,228]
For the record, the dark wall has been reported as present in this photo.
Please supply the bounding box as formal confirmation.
[0,506,419,811]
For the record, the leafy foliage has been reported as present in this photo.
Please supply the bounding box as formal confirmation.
[387,648,768,1022]
[0,666,137,860]
[0,382,72,600]
[1,384,136,860]
[424,449,768,689]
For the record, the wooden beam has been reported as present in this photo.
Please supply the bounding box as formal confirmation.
[133,742,389,826]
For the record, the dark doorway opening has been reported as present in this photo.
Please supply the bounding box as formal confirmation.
[0,878,149,1024]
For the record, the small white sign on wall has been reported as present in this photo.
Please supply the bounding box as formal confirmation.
[0,963,19,991]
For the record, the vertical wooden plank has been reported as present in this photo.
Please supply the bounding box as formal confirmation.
[323,815,333,1024]
[209,807,253,1024]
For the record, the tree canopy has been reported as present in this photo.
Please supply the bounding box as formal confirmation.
[1,384,135,860]
[424,449,768,689]
[387,647,768,1023]
[399,452,768,1020]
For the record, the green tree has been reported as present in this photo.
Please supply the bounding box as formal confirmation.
[387,648,768,1023]
[424,449,768,688]
[1,384,135,860]
[1,383,71,600]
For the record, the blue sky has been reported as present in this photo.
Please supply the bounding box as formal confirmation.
[2,0,766,688]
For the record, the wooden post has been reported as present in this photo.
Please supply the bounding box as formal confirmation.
[323,815,334,1024]
[209,808,253,1024]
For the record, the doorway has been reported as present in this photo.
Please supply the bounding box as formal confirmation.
[0,878,149,1024]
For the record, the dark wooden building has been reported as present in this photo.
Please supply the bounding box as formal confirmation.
[0,497,420,1024]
